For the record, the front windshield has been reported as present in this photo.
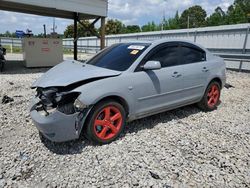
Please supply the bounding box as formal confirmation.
[87,43,150,71]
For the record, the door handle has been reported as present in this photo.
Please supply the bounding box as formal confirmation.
[172,72,182,78]
[202,67,209,72]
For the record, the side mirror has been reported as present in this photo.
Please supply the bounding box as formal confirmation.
[143,61,161,70]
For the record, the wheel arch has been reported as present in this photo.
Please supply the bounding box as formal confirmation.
[92,95,130,116]
[208,77,222,89]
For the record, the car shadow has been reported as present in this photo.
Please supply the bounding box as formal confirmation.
[41,104,202,155]
[40,133,92,155]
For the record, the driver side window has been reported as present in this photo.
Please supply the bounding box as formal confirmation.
[148,46,179,68]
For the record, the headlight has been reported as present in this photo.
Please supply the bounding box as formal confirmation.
[74,99,87,111]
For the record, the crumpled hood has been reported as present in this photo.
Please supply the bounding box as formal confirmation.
[32,60,121,88]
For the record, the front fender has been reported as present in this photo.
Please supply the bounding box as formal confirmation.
[73,76,135,116]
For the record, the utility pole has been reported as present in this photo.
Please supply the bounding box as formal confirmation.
[161,10,165,31]
[43,24,46,38]
[52,18,56,33]
[161,0,168,31]
[187,15,190,37]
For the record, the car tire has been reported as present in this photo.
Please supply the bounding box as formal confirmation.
[198,81,221,111]
[84,100,126,144]
[0,61,4,72]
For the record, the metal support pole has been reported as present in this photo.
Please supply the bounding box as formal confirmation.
[100,17,106,50]
[194,30,197,43]
[73,12,78,60]
[96,39,98,53]
[87,39,89,53]
[10,38,13,53]
[239,26,249,71]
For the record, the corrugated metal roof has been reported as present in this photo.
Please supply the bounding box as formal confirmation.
[0,0,108,19]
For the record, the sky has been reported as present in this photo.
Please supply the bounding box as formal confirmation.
[0,0,234,34]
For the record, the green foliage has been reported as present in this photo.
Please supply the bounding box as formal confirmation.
[0,31,16,38]
[141,21,160,32]
[234,0,250,16]
[226,4,248,24]
[207,0,249,26]
[125,25,141,33]
[179,5,207,28]
[207,7,226,26]
[64,20,96,38]
[2,45,22,53]
[105,19,126,35]
[163,11,180,30]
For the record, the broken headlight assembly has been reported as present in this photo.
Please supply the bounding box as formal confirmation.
[36,87,84,115]
[74,99,87,111]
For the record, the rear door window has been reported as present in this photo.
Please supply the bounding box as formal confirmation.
[179,46,206,65]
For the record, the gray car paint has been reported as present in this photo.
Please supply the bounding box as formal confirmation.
[30,39,226,142]
[32,60,121,88]
[74,40,225,119]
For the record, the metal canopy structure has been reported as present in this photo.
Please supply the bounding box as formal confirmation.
[0,0,108,60]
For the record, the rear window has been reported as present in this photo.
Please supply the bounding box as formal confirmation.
[87,43,150,71]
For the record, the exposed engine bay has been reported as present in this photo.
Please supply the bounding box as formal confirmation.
[35,87,81,115]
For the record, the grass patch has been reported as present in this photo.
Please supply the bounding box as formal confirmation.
[2,45,22,53]
[63,48,73,54]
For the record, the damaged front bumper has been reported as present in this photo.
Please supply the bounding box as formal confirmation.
[30,97,91,142]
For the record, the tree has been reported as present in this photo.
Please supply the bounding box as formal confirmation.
[226,4,247,24]
[126,25,141,33]
[64,20,96,38]
[166,11,180,29]
[105,19,126,35]
[207,7,226,26]
[141,23,151,32]
[234,0,250,22]
[64,25,74,38]
[1,31,16,38]
[234,0,250,16]
[141,21,160,32]
[179,5,207,29]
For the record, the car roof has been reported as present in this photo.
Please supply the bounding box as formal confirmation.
[122,39,207,50]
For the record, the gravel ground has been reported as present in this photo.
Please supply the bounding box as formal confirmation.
[0,64,250,187]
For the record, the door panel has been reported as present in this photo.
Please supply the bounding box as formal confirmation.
[131,43,181,115]
[177,45,208,100]
[130,42,209,117]
[128,71,162,115]
[171,62,207,102]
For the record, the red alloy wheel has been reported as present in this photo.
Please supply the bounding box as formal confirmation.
[93,106,123,140]
[207,84,220,108]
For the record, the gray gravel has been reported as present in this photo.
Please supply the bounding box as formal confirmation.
[0,65,250,187]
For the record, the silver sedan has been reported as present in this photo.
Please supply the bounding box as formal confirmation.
[30,40,226,144]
